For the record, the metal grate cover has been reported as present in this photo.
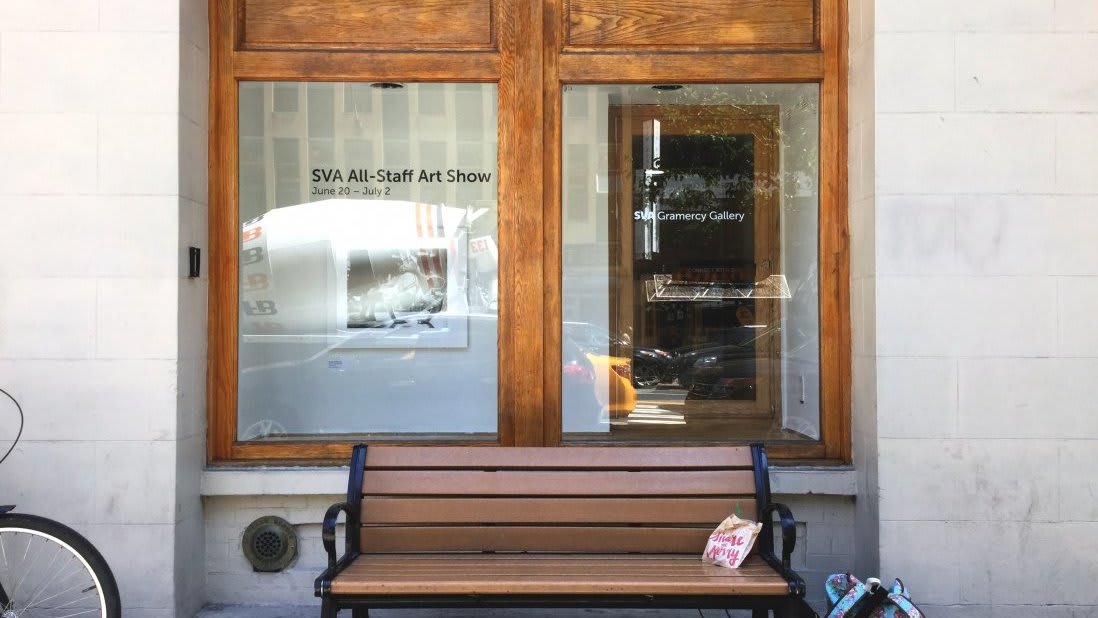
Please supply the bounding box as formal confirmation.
[242,516,298,572]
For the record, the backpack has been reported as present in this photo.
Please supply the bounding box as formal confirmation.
[824,573,925,618]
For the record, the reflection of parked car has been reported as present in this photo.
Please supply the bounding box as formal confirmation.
[666,326,776,398]
[561,322,673,390]
[672,343,757,399]
[631,345,674,388]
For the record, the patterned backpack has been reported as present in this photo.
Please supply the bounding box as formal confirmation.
[824,573,925,618]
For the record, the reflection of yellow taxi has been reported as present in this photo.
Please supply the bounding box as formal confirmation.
[586,352,636,419]
[563,322,638,419]
[601,355,636,419]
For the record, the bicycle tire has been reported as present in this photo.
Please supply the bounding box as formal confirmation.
[0,513,121,618]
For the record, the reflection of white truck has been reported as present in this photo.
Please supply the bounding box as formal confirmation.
[467,234,498,311]
[239,199,498,343]
[237,199,503,437]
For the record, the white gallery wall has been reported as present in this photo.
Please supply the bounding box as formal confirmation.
[872,0,1098,614]
[0,0,208,616]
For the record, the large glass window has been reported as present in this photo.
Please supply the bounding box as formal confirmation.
[236,82,499,441]
[210,0,849,462]
[561,84,821,443]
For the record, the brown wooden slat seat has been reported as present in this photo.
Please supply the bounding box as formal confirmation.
[315,444,813,618]
[331,555,790,596]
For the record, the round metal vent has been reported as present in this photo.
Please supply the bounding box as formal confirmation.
[242,516,298,572]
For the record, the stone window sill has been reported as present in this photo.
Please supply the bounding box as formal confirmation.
[201,466,857,497]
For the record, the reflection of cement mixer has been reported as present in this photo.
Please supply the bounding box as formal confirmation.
[239,199,487,343]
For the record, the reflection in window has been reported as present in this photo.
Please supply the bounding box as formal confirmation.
[562,84,821,443]
[236,83,499,441]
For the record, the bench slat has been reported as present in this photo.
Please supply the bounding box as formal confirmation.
[331,555,789,596]
[362,446,755,469]
[360,525,713,553]
[362,497,757,524]
[349,556,777,575]
[362,469,756,496]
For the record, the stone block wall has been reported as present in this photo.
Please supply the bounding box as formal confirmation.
[872,1,1098,615]
[0,0,207,615]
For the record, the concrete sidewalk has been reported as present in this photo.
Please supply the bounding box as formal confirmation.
[194,606,748,617]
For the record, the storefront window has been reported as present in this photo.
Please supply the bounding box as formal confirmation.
[236,82,499,441]
[561,84,821,443]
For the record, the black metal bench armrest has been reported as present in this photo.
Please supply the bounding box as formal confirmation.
[758,501,806,598]
[315,502,358,597]
[322,502,352,571]
[763,502,797,570]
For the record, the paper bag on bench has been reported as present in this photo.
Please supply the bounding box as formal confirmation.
[701,515,762,569]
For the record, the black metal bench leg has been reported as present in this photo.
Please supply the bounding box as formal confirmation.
[753,609,770,618]
[351,608,368,618]
[320,597,336,618]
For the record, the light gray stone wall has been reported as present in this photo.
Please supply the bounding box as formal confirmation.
[849,0,880,584]
[178,0,210,614]
[873,0,1098,615]
[0,0,208,615]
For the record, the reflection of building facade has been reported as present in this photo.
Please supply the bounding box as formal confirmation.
[239,83,498,217]
[1,1,1096,616]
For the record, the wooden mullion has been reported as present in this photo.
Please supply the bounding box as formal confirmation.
[231,50,501,82]
[558,52,824,84]
[208,0,240,463]
[498,0,546,446]
[542,0,564,446]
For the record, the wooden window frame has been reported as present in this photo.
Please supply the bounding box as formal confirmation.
[207,0,849,464]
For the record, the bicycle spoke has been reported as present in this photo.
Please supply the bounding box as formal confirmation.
[21,534,69,609]
[0,525,109,618]
[10,532,42,605]
[22,573,99,612]
[51,609,103,618]
[46,589,103,611]
[39,563,101,605]
[0,532,11,609]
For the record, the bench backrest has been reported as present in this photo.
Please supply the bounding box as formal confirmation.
[345,445,773,555]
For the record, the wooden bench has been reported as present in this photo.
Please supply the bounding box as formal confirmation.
[315,443,816,617]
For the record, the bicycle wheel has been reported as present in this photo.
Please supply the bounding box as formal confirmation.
[0,513,121,618]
